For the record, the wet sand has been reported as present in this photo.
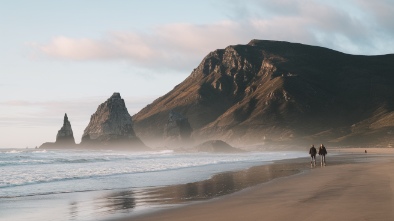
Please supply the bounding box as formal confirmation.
[113,148,394,221]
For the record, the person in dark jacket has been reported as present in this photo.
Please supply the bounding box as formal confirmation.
[318,144,328,166]
[309,145,317,167]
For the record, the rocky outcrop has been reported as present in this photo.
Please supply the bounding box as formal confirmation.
[56,113,75,144]
[80,93,147,150]
[165,110,192,142]
[40,113,76,148]
[193,140,243,153]
[133,40,394,148]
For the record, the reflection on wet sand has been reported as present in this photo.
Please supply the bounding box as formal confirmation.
[103,191,136,212]
[86,161,306,220]
[93,191,136,217]
[148,162,304,204]
[69,201,78,220]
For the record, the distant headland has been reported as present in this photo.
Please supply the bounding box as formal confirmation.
[132,39,394,148]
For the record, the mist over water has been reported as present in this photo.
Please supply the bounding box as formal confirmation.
[1,148,305,221]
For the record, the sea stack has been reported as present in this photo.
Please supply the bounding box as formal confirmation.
[80,92,147,150]
[165,110,193,143]
[40,113,76,148]
[56,113,76,145]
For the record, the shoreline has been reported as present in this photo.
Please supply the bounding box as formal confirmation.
[103,155,312,220]
[111,148,394,221]
[1,149,306,221]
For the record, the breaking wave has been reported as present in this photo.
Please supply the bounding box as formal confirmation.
[0,148,305,198]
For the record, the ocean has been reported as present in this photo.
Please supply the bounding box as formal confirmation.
[0,148,305,221]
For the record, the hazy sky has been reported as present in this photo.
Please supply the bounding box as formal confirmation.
[1,0,394,148]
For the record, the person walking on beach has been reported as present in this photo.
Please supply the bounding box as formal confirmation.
[318,144,327,166]
[309,145,317,167]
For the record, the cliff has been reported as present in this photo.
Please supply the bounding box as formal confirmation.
[132,40,394,148]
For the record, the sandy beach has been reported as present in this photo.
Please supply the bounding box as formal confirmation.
[114,149,394,221]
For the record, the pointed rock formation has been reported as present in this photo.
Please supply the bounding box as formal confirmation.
[40,113,76,149]
[80,92,147,150]
[56,113,76,144]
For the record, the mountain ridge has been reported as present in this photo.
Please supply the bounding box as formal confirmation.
[133,40,394,148]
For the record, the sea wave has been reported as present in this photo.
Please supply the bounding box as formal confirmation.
[0,157,255,189]
[0,149,306,199]
[0,150,131,167]
[4,150,23,154]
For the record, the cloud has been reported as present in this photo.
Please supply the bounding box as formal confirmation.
[353,0,394,46]
[32,21,245,71]
[36,34,155,61]
[31,0,394,71]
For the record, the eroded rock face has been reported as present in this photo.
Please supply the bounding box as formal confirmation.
[132,40,394,147]
[81,93,147,150]
[40,113,76,149]
[165,110,192,141]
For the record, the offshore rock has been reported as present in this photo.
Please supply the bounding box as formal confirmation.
[165,110,193,142]
[56,113,76,144]
[193,140,243,153]
[40,113,76,149]
[80,92,147,150]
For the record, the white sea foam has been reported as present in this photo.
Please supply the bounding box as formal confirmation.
[0,149,305,198]
[4,150,23,154]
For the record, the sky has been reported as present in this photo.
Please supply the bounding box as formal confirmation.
[1,0,394,148]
